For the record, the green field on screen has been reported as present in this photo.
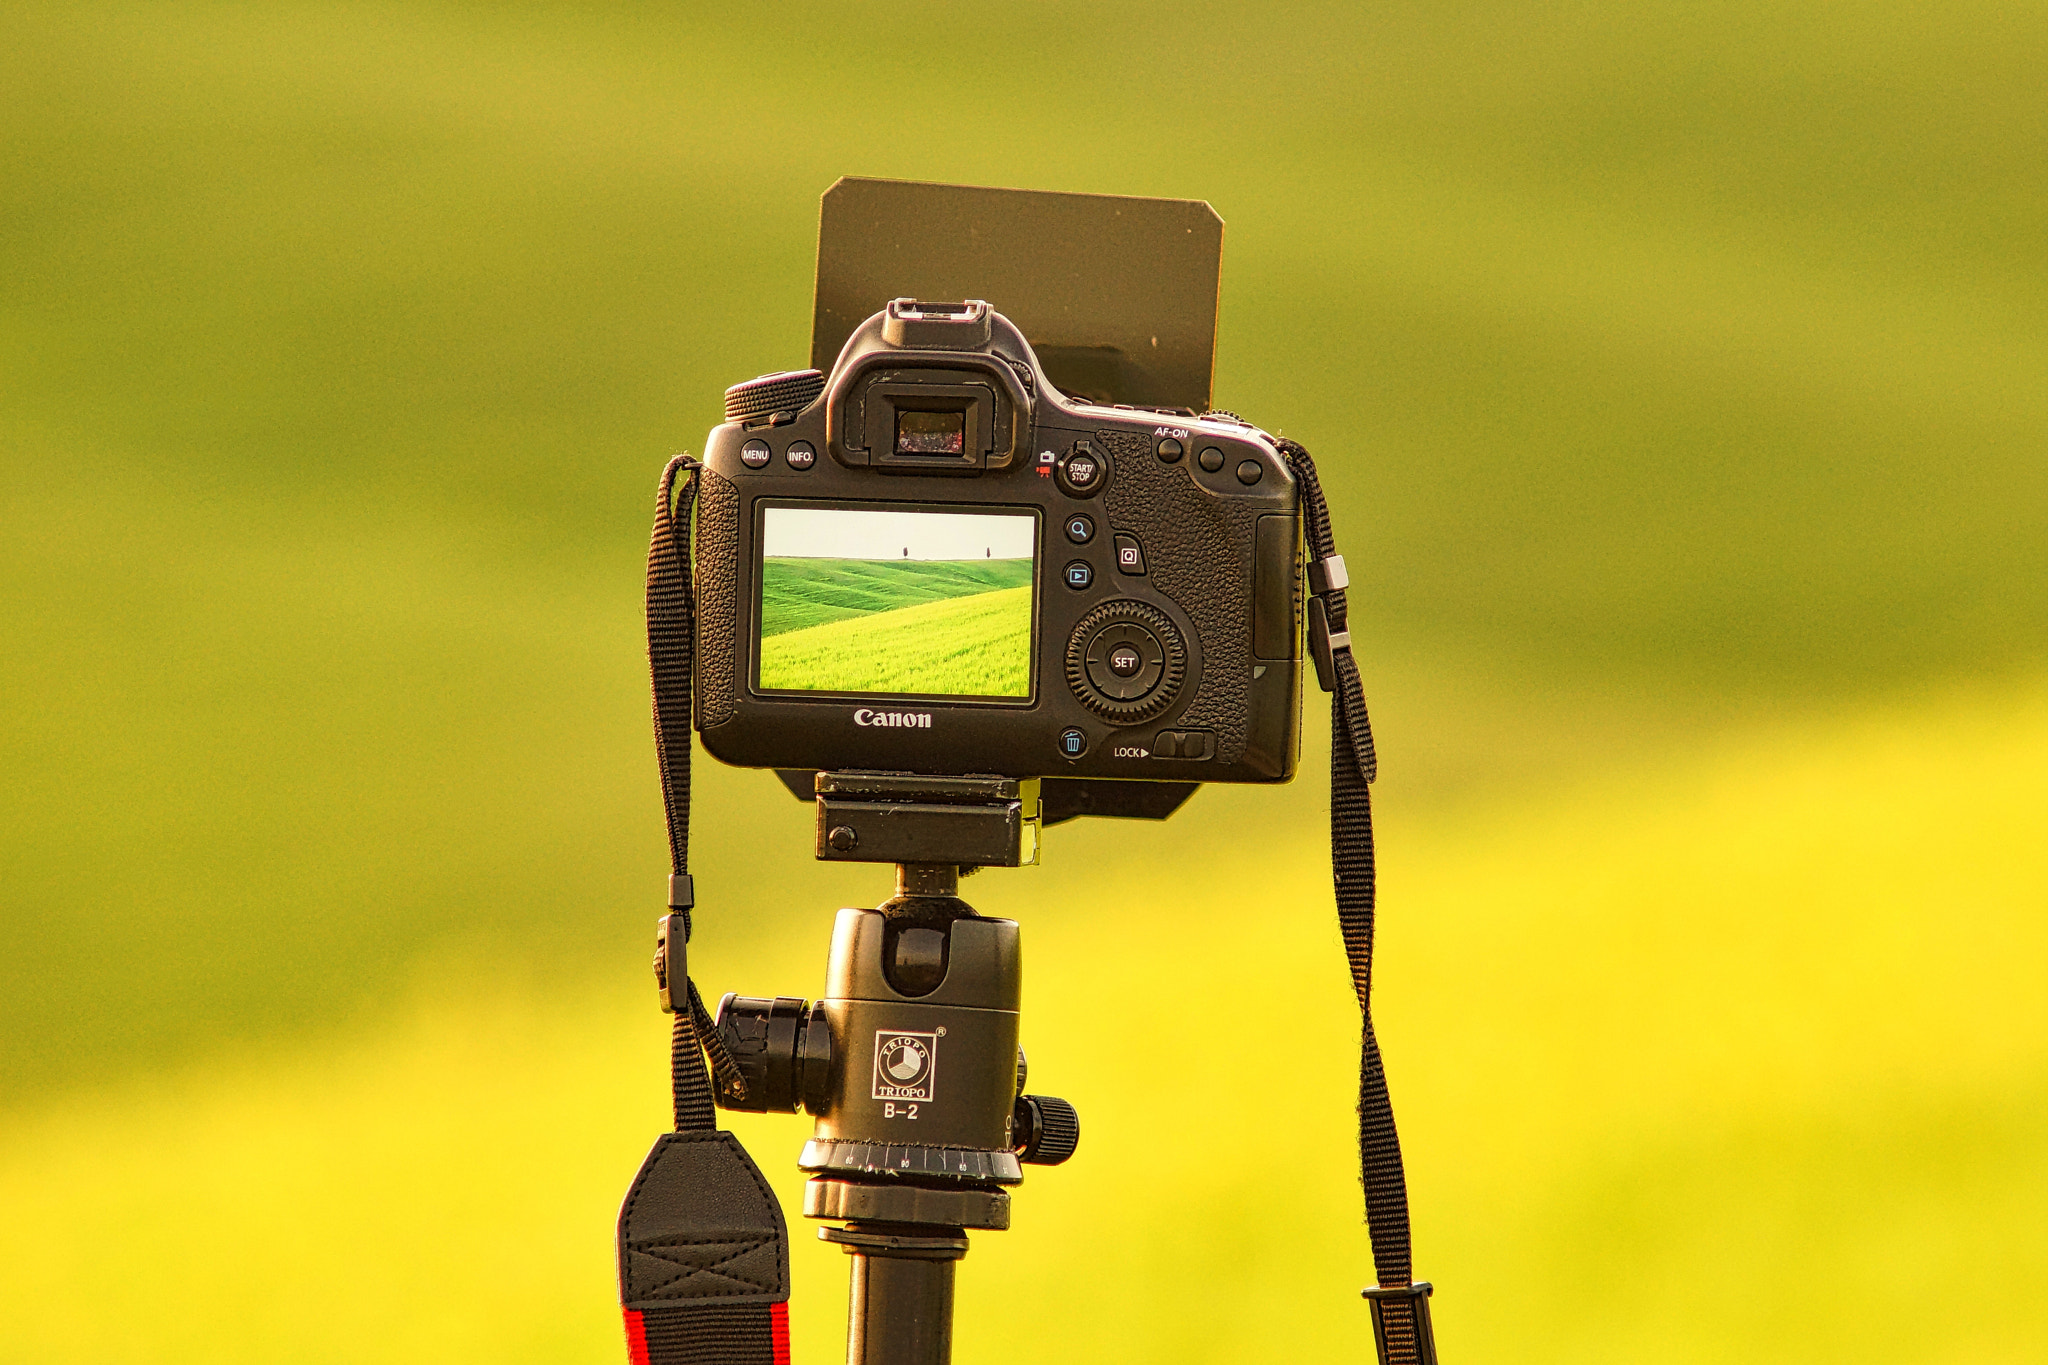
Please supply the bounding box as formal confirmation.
[760,556,1033,636]
[758,556,1032,695]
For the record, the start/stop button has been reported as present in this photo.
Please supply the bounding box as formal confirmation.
[1056,440,1108,498]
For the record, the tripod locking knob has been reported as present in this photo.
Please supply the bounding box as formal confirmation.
[713,993,833,1114]
[1012,1094,1080,1165]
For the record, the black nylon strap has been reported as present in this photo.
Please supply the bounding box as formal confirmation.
[1279,440,1434,1365]
[648,456,747,1127]
[648,455,721,1131]
[624,456,789,1365]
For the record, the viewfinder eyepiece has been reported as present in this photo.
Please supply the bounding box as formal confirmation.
[895,408,967,456]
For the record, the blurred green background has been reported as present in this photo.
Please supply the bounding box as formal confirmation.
[3,2,2044,1361]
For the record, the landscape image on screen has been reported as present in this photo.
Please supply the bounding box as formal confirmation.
[757,506,1037,697]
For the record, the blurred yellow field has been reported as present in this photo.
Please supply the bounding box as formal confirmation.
[6,1,2046,1360]
[6,679,2040,1363]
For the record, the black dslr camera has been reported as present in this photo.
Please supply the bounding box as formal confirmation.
[693,296,1304,794]
[617,183,1434,1365]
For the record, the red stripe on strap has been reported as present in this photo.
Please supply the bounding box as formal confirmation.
[622,1308,650,1365]
[771,1301,791,1365]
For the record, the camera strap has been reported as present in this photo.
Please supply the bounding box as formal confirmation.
[625,445,1435,1365]
[616,453,794,1365]
[1280,438,1437,1365]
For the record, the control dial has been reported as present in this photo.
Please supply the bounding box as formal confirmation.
[723,369,826,425]
[1065,600,1186,724]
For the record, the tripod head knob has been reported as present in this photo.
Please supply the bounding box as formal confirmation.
[713,993,833,1114]
[1012,1094,1080,1165]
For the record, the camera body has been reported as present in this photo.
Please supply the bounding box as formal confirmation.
[693,299,1302,785]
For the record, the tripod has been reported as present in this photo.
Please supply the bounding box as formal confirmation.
[709,773,1078,1365]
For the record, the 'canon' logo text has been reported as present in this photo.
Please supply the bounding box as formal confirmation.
[853,709,933,729]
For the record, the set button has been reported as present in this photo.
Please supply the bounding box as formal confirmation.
[1082,621,1167,701]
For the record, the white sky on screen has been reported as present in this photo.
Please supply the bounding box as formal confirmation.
[762,507,1035,561]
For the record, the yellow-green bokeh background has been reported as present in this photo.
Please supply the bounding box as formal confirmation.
[4,3,2044,1361]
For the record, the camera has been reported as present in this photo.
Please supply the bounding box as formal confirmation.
[692,298,1304,789]
[620,186,1435,1365]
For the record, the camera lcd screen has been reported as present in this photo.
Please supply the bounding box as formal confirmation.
[895,409,966,455]
[757,505,1037,698]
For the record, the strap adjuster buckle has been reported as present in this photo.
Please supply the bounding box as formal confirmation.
[1361,1281,1438,1365]
[1307,597,1352,693]
[653,913,686,1014]
[1309,552,1349,595]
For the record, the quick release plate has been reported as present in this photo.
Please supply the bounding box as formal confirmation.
[810,771,1042,867]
